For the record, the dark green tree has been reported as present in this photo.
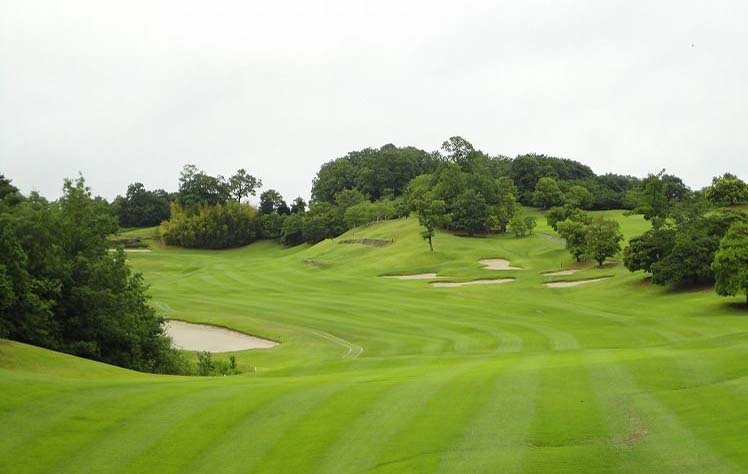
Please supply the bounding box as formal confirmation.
[509,212,536,237]
[228,169,262,202]
[564,185,594,209]
[532,177,564,209]
[557,219,589,261]
[259,189,286,215]
[280,213,305,246]
[712,221,748,304]
[623,226,676,273]
[584,218,623,266]
[451,189,489,236]
[705,174,748,207]
[415,198,451,251]
[290,197,307,214]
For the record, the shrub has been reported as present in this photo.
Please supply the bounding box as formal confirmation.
[509,213,536,237]
[161,202,258,249]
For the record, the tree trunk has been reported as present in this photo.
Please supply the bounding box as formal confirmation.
[428,236,433,252]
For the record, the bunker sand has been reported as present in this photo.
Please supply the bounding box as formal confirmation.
[384,273,439,280]
[544,269,579,276]
[479,258,522,270]
[431,279,514,288]
[164,320,278,352]
[544,277,611,288]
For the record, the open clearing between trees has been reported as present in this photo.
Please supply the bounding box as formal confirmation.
[3,210,748,473]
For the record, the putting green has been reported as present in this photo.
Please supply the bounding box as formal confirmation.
[2,209,748,473]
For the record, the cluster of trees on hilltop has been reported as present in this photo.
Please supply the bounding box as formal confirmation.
[108,137,649,251]
[0,174,189,373]
[114,137,748,284]
[312,138,641,212]
[621,172,748,302]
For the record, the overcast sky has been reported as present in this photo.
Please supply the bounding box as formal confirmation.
[1,1,746,201]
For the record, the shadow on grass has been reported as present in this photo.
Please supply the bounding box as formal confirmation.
[725,301,748,313]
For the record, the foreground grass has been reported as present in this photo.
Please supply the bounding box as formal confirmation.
[2,210,748,473]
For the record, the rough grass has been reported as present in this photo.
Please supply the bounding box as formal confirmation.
[2,209,748,473]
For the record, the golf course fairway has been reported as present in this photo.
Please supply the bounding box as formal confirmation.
[2,210,748,473]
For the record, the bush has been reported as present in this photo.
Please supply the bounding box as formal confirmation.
[258,213,286,240]
[196,351,241,376]
[161,202,258,249]
[509,213,536,237]
[280,213,305,246]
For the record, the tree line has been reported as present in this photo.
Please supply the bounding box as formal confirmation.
[545,170,748,303]
[131,137,646,251]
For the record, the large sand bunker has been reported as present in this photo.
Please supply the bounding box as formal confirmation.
[164,320,277,352]
[431,279,514,288]
[479,258,522,270]
[384,273,439,280]
[544,269,579,276]
[544,277,611,288]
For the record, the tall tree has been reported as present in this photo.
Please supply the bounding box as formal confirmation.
[177,164,230,207]
[628,170,690,224]
[557,219,589,261]
[415,198,451,251]
[705,174,748,207]
[290,197,307,214]
[451,189,489,236]
[259,189,286,215]
[712,221,748,304]
[228,169,262,202]
[440,136,475,167]
[585,218,623,266]
[532,177,564,209]
[564,185,594,209]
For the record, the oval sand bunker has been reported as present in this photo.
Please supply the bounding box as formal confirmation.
[544,269,579,276]
[431,279,514,288]
[164,320,277,352]
[384,273,439,280]
[479,259,521,270]
[544,277,611,288]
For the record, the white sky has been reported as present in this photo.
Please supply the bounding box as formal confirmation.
[1,0,747,201]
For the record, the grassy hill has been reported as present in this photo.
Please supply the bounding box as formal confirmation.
[2,209,748,473]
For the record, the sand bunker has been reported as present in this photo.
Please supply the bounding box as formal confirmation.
[384,273,439,280]
[544,269,579,276]
[479,258,522,270]
[164,320,277,352]
[544,277,611,288]
[431,279,514,288]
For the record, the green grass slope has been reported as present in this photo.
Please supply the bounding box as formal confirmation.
[2,210,748,473]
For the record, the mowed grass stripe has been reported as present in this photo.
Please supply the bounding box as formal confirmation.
[522,351,613,473]
[53,382,286,474]
[434,355,547,474]
[363,359,509,473]
[311,360,502,473]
